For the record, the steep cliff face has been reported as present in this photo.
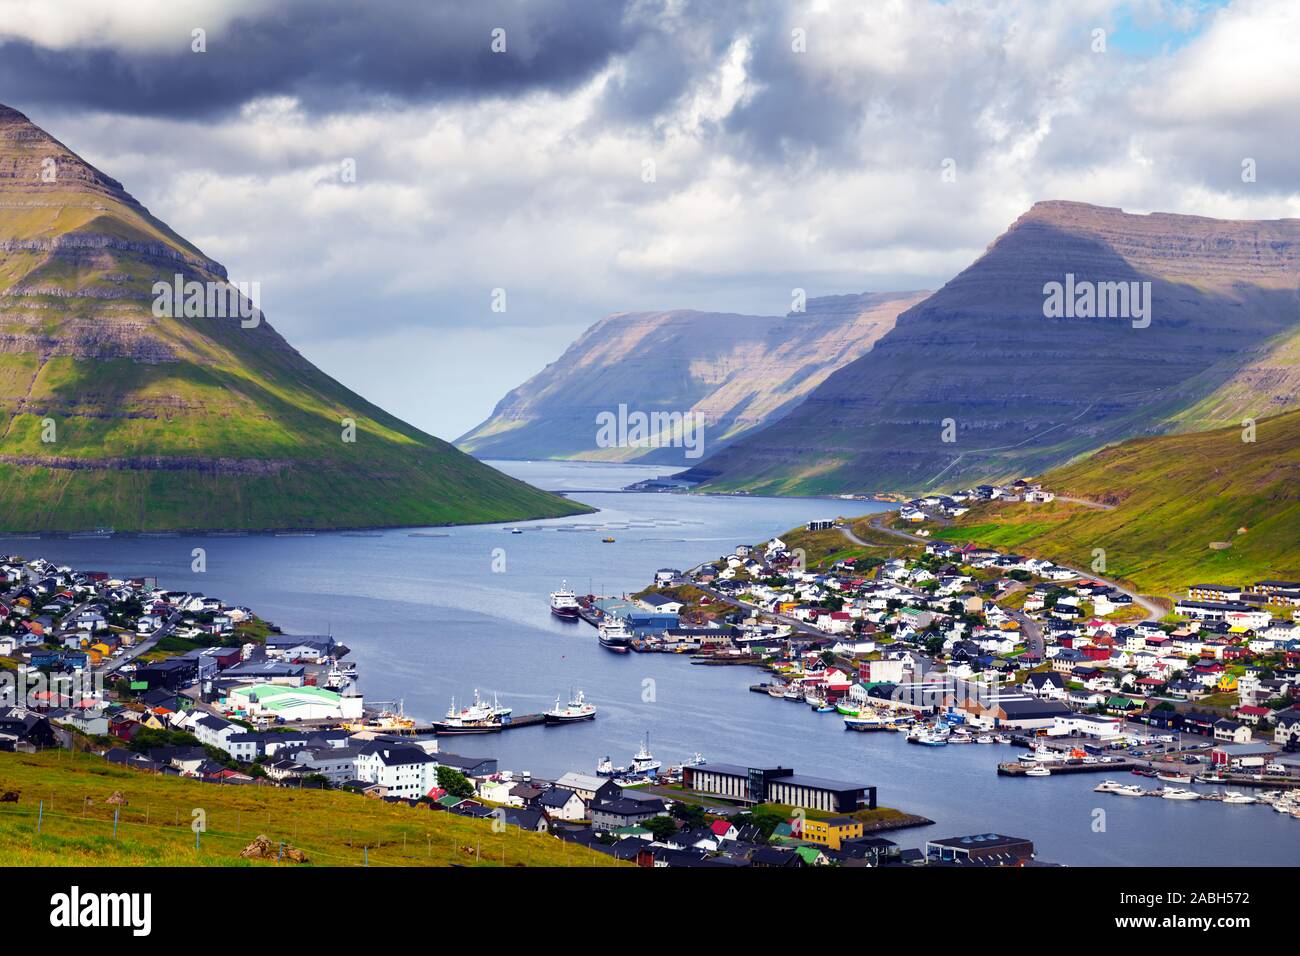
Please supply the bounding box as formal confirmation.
[0,103,587,530]
[456,290,929,464]
[681,201,1300,494]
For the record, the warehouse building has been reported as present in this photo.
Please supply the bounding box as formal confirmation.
[682,762,876,813]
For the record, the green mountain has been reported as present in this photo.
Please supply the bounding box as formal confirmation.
[681,201,1300,495]
[937,408,1300,596]
[456,291,929,465]
[0,103,588,530]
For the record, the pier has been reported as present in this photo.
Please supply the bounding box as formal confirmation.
[998,761,1134,776]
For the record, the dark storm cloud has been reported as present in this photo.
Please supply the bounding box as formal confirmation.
[0,0,650,118]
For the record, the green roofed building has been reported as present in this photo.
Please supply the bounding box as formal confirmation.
[227,683,363,722]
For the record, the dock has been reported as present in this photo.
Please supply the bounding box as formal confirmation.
[432,713,553,736]
[998,761,1134,776]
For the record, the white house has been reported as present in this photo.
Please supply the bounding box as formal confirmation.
[354,744,440,799]
[539,787,587,821]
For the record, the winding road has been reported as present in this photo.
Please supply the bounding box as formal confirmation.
[856,513,1164,623]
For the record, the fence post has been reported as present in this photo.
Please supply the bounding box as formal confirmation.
[113,807,119,840]
[363,845,369,867]
[37,800,43,835]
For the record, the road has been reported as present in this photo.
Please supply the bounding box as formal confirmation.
[1055,495,1115,511]
[102,608,183,675]
[689,579,827,639]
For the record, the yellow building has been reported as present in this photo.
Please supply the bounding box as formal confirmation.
[801,816,864,850]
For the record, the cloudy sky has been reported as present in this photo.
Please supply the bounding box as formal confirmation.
[3,0,1297,439]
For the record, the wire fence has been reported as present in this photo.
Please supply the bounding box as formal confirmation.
[0,789,618,868]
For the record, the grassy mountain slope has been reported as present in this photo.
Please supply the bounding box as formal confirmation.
[0,103,588,530]
[0,750,616,867]
[933,409,1300,596]
[456,291,928,465]
[682,201,1300,495]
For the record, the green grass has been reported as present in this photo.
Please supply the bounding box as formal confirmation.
[0,750,619,867]
[0,110,591,531]
[930,410,1300,597]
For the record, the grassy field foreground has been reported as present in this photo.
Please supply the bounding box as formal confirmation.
[0,751,619,867]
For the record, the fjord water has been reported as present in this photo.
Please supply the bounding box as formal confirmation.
[11,460,1293,866]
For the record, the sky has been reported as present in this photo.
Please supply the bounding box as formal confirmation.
[2,0,1296,440]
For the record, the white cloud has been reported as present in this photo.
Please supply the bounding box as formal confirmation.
[14,0,1297,439]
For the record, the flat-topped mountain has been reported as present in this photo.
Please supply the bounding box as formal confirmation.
[680,201,1300,494]
[0,103,587,530]
[456,290,929,465]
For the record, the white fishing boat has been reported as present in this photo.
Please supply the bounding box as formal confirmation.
[597,618,633,652]
[975,734,995,744]
[629,732,661,775]
[544,689,596,723]
[549,580,580,619]
[1025,766,1051,777]
[844,710,893,731]
[1019,746,1063,764]
[596,755,625,776]
[1156,771,1193,784]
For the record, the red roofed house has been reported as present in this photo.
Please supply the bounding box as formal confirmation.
[710,819,738,842]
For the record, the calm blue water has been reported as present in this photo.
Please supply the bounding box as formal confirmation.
[6,460,1295,866]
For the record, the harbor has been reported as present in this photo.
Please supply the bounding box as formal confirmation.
[8,459,1299,867]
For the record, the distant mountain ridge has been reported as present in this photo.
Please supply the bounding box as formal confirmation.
[0,103,588,530]
[456,290,929,464]
[681,201,1300,494]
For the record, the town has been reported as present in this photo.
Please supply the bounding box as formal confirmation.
[0,553,1039,867]
[591,482,1300,823]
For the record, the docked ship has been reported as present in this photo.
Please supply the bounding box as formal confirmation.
[549,581,580,619]
[545,689,597,723]
[843,709,895,731]
[597,618,632,653]
[434,689,508,734]
[628,733,661,775]
[345,700,416,734]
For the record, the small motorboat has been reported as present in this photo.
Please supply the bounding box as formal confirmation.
[1160,786,1200,801]
[1114,784,1146,797]
[1221,791,1257,805]
[602,537,616,543]
[1094,779,1124,793]
[1156,771,1193,784]
[1025,766,1051,777]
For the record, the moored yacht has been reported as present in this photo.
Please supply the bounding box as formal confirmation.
[1160,786,1200,800]
[1221,791,1257,804]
